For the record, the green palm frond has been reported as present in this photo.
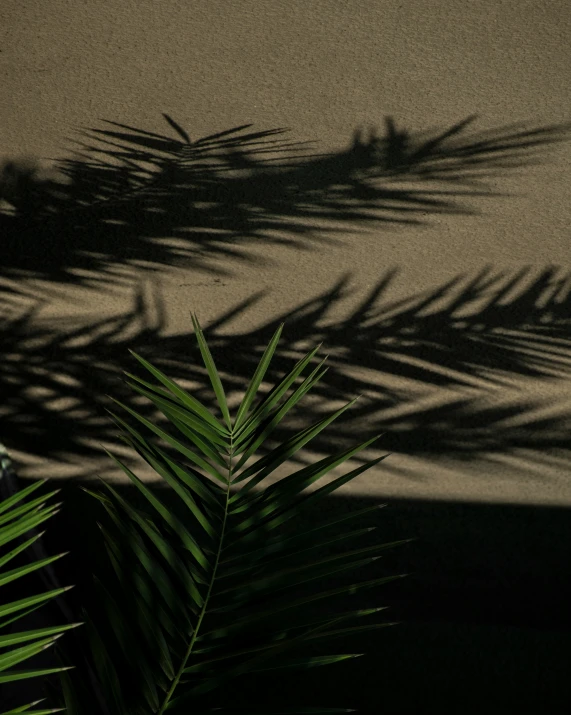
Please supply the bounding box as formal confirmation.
[56,315,410,714]
[0,443,81,715]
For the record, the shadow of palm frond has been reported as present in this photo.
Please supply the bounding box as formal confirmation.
[1,264,570,480]
[2,114,570,285]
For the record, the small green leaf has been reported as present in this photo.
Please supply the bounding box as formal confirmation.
[0,623,82,649]
[0,531,51,571]
[190,314,232,431]
[0,505,62,551]
[0,480,52,517]
[0,634,69,675]
[233,323,284,432]
[220,504,385,565]
[128,349,229,436]
[99,459,210,574]
[0,552,69,589]
[0,490,61,530]
[230,362,330,478]
[106,402,228,485]
[202,574,406,632]
[227,454,390,546]
[230,344,326,457]
[0,586,75,621]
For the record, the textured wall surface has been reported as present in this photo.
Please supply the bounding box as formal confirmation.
[1,0,570,505]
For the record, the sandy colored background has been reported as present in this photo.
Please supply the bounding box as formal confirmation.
[1,0,570,505]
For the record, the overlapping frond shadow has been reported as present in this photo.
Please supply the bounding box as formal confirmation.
[2,114,570,285]
[2,264,570,480]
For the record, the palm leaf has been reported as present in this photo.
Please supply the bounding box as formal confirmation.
[0,443,80,715]
[54,316,409,713]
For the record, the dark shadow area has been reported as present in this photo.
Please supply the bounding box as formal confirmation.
[3,479,571,713]
[1,264,570,480]
[1,114,570,285]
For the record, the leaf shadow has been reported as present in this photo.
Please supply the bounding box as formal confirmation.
[1,262,570,483]
[2,114,570,286]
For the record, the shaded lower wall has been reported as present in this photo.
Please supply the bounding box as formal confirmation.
[2,478,571,714]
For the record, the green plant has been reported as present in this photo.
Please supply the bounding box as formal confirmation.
[1,315,410,714]
[0,445,81,714]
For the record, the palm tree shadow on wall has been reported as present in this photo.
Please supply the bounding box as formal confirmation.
[1,262,570,482]
[2,113,571,712]
[1,112,570,480]
[1,114,570,285]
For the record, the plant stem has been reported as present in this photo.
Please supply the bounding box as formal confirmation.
[157,440,235,714]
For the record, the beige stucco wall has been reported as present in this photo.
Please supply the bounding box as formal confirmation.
[1,0,570,505]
